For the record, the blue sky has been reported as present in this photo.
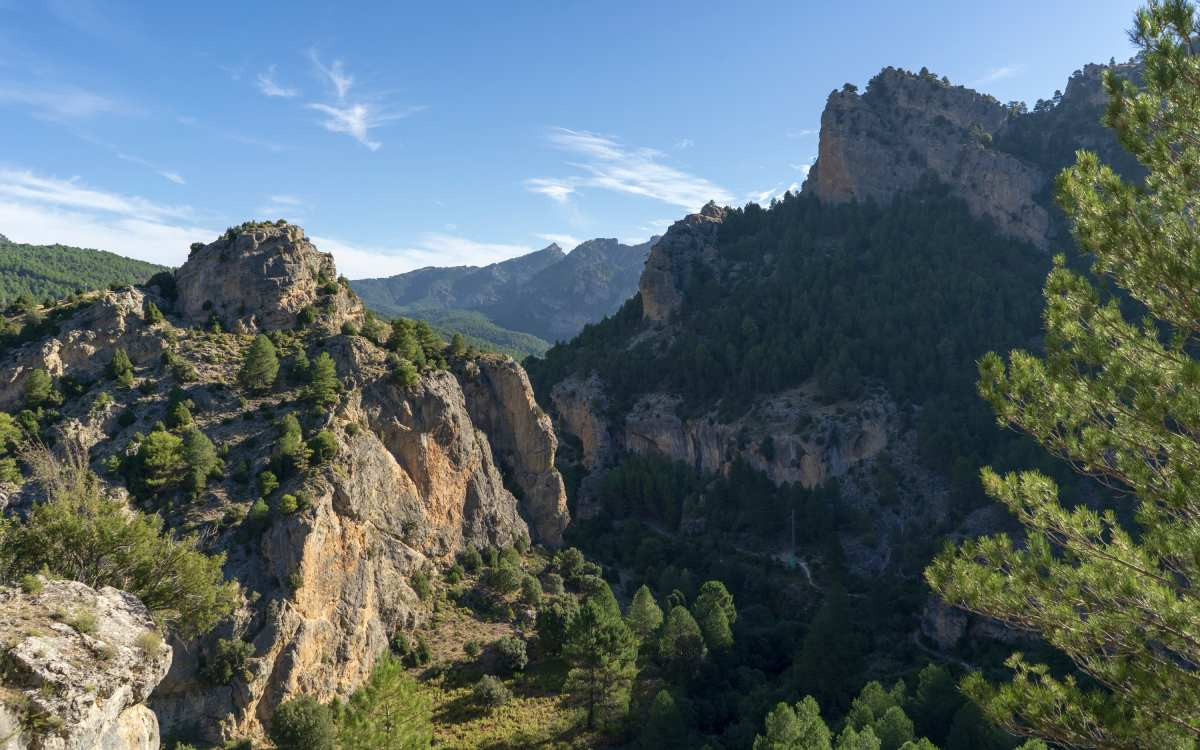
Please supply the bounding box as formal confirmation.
[0,0,1140,278]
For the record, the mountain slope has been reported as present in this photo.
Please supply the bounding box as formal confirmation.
[0,236,167,305]
[351,237,656,353]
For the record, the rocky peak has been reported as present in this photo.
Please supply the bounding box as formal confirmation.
[0,578,172,750]
[175,221,364,333]
[802,66,1050,248]
[639,204,726,323]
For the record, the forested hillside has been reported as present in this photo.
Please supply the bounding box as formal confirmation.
[0,236,167,304]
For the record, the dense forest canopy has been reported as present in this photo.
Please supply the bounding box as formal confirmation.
[0,237,166,304]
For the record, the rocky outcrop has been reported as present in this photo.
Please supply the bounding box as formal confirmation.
[461,355,570,546]
[175,222,363,334]
[0,289,163,412]
[803,67,1050,247]
[639,202,725,323]
[0,579,171,750]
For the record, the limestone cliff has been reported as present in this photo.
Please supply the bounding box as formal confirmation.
[175,221,363,334]
[803,67,1050,247]
[640,202,725,323]
[0,579,172,750]
[0,223,568,741]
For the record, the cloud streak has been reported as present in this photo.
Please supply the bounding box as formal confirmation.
[116,152,185,184]
[527,128,732,211]
[970,64,1024,88]
[0,168,213,266]
[0,85,123,119]
[256,65,298,98]
[304,50,425,150]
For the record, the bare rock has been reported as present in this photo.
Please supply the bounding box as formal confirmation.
[0,578,171,750]
[461,354,570,546]
[639,202,725,323]
[175,223,363,334]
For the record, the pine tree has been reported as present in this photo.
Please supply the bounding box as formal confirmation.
[394,357,420,387]
[449,332,467,358]
[752,697,832,750]
[306,352,341,407]
[836,726,881,750]
[275,413,309,476]
[181,427,222,499]
[337,656,432,749]
[269,696,336,750]
[626,584,664,642]
[658,605,706,680]
[239,334,279,391]
[143,300,164,325]
[23,368,56,409]
[109,348,134,388]
[925,4,1200,747]
[692,580,736,651]
[563,598,638,730]
[640,689,689,749]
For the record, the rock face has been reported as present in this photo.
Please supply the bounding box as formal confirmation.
[175,222,363,334]
[803,68,1050,248]
[462,355,570,546]
[0,579,172,750]
[640,203,725,323]
[0,289,163,412]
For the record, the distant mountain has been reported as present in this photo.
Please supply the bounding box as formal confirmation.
[0,236,167,305]
[351,237,656,357]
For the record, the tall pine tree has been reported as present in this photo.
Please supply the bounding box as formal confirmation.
[926,3,1200,746]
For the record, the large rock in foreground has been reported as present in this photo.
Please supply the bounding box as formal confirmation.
[0,579,172,750]
[175,222,363,334]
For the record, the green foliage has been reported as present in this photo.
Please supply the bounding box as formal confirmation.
[472,674,511,709]
[536,596,579,656]
[393,357,420,387]
[275,412,310,476]
[924,5,1200,747]
[449,332,467,358]
[461,546,483,573]
[306,352,341,407]
[181,427,222,499]
[0,446,237,637]
[337,655,433,749]
[131,429,185,497]
[201,637,254,685]
[563,597,638,730]
[626,584,664,642]
[519,573,543,607]
[411,568,432,601]
[752,697,832,750]
[692,580,736,651]
[109,348,134,388]
[308,429,339,463]
[483,562,522,595]
[239,334,279,391]
[658,605,706,680]
[257,470,279,497]
[641,689,690,749]
[278,493,299,514]
[144,299,164,325]
[493,635,528,674]
[24,368,58,410]
[0,239,164,305]
[269,696,337,750]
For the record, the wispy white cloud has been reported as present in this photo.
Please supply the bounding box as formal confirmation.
[535,233,580,250]
[0,168,213,266]
[746,181,801,206]
[970,64,1024,88]
[305,50,425,150]
[116,152,185,184]
[257,193,306,221]
[674,138,694,150]
[787,161,813,176]
[0,85,122,119]
[527,127,732,211]
[786,128,818,139]
[313,232,534,278]
[256,65,298,98]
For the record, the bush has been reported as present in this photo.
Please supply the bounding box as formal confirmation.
[464,639,482,658]
[308,430,338,463]
[543,572,565,596]
[411,569,433,601]
[520,574,543,607]
[200,638,254,685]
[483,563,522,595]
[472,674,511,708]
[462,547,483,573]
[269,696,336,750]
[493,635,528,674]
[278,493,299,514]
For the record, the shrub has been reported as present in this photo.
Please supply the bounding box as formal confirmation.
[472,674,511,709]
[446,563,465,585]
[519,574,543,607]
[257,470,279,497]
[135,630,165,656]
[493,635,528,674]
[269,696,336,750]
[200,637,254,685]
[308,430,338,463]
[411,569,433,601]
[278,493,298,514]
[19,574,42,595]
[543,572,565,596]
[464,639,482,658]
[483,563,522,595]
[461,547,483,573]
[68,609,97,634]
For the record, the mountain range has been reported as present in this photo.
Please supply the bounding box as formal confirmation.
[350,236,656,356]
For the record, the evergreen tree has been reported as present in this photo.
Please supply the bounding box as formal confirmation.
[641,689,689,749]
[926,4,1200,747]
[269,696,336,750]
[181,427,222,499]
[658,605,706,680]
[563,598,638,730]
[238,334,279,391]
[836,726,882,750]
[449,332,468,358]
[275,413,310,476]
[109,348,134,388]
[394,357,420,387]
[692,580,735,652]
[23,368,55,409]
[306,352,341,407]
[626,584,664,642]
[144,300,164,325]
[536,595,579,656]
[337,656,432,749]
[134,429,184,493]
[752,697,832,750]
